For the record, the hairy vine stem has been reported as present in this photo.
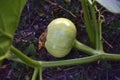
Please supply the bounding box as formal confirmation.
[10,45,42,67]
[10,41,120,68]
[32,68,39,80]
[10,44,101,68]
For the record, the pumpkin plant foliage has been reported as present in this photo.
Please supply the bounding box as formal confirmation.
[96,0,120,13]
[0,0,120,80]
[0,0,27,60]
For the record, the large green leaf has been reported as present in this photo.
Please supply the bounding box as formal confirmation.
[0,0,27,60]
[96,0,120,13]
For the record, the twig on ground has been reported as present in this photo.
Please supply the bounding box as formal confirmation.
[45,0,77,18]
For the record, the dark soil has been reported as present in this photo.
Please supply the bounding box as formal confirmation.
[0,0,120,80]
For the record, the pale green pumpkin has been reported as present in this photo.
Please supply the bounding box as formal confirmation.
[45,18,76,58]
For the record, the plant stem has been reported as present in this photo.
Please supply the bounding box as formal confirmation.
[10,44,120,69]
[10,44,101,68]
[81,0,95,47]
[7,56,24,63]
[102,53,120,61]
[10,45,42,67]
[42,54,101,67]
[94,6,104,51]
[74,40,98,55]
[6,52,24,63]
[97,20,103,51]
[39,67,43,80]
[97,10,104,51]
[32,68,39,80]
[89,3,101,50]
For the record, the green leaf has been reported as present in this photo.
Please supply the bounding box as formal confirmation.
[25,44,36,55]
[96,0,120,13]
[0,0,27,35]
[24,44,36,59]
[0,0,27,60]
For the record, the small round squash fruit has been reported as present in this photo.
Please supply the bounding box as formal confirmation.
[45,18,76,58]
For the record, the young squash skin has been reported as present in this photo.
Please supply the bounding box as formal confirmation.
[45,18,77,58]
